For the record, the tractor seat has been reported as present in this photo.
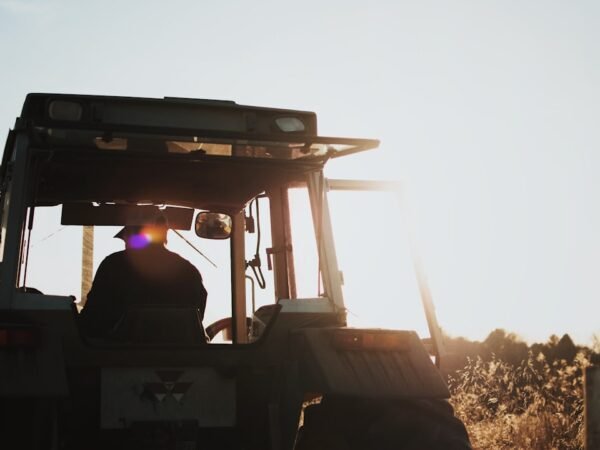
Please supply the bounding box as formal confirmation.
[109,304,208,344]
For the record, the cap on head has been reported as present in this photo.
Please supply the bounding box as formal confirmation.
[114,225,142,240]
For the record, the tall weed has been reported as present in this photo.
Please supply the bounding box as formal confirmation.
[449,352,588,449]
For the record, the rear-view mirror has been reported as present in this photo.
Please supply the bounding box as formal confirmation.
[194,212,232,239]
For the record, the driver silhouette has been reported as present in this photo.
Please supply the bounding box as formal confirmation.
[79,217,208,342]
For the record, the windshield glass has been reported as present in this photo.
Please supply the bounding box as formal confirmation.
[22,206,233,326]
[327,189,430,337]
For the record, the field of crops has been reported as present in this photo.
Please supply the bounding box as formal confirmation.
[446,332,597,449]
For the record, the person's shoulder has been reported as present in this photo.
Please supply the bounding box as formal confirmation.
[163,248,202,273]
[99,250,128,265]
[163,248,194,265]
[104,250,127,259]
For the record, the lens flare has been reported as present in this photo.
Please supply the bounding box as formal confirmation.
[127,233,151,249]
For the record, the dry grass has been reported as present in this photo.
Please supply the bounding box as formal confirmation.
[449,352,588,449]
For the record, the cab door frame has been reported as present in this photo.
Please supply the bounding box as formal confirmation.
[324,178,446,367]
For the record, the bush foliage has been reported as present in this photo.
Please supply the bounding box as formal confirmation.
[445,330,596,450]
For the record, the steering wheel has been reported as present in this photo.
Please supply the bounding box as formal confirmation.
[205,317,253,342]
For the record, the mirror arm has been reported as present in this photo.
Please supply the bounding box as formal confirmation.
[172,229,218,268]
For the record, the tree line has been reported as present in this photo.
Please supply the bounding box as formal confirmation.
[441,328,597,375]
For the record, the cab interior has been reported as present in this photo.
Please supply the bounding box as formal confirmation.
[17,141,330,347]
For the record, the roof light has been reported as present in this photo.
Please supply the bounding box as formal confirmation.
[48,100,83,121]
[275,117,305,132]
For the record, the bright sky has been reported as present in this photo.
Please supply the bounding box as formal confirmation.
[1,0,599,345]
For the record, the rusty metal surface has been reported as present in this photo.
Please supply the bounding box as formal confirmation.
[585,365,600,450]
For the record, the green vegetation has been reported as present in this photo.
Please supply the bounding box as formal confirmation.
[446,330,597,449]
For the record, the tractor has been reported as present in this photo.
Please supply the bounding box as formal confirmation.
[0,93,471,449]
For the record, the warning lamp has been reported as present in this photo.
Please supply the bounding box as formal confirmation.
[0,326,39,349]
[274,117,305,132]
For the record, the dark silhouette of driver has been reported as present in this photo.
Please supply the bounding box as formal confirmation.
[79,218,208,342]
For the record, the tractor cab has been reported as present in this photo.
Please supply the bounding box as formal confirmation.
[0,94,468,450]
[1,94,378,342]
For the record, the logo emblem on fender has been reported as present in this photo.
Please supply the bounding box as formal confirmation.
[142,370,193,403]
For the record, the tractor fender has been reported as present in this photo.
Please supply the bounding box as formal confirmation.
[0,294,73,398]
[290,327,449,399]
[0,323,68,397]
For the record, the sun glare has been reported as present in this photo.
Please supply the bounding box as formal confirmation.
[127,233,151,249]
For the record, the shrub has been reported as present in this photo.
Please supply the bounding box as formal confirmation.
[449,352,588,449]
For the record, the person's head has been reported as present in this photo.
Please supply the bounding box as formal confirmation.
[114,216,168,249]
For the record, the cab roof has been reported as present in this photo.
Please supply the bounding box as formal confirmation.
[16,93,379,212]
[20,93,378,161]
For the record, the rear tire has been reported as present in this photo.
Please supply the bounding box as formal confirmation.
[296,396,471,450]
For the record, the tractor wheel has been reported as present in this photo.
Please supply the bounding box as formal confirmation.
[296,396,471,450]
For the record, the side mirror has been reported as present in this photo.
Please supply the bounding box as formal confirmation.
[194,212,232,239]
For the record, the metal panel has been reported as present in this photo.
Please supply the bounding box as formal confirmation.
[0,326,69,397]
[281,188,297,299]
[296,328,449,399]
[326,179,402,192]
[586,365,600,450]
[23,93,318,137]
[21,94,379,158]
[278,298,335,313]
[268,187,291,301]
[101,367,236,428]
[231,211,247,343]
[61,204,194,228]
[0,133,31,308]
[12,293,74,311]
